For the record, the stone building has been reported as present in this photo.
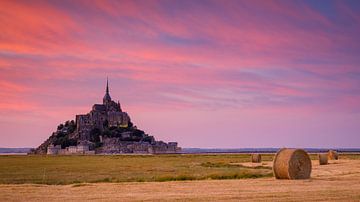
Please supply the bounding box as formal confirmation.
[97,137,181,154]
[48,142,92,155]
[74,79,131,140]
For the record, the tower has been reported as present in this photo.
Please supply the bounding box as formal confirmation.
[103,77,112,104]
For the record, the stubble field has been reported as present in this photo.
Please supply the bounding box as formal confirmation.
[0,153,359,201]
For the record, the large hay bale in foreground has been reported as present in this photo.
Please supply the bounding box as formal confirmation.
[273,148,312,179]
[251,154,261,163]
[318,153,328,165]
[328,150,339,160]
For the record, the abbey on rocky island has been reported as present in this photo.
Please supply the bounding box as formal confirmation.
[31,79,181,155]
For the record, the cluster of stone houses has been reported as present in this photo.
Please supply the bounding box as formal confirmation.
[98,137,180,154]
[47,140,180,155]
[47,143,95,155]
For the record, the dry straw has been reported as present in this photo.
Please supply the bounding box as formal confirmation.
[251,154,261,163]
[328,150,339,160]
[273,148,312,179]
[318,153,328,165]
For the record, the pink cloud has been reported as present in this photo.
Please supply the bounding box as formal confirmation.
[0,0,359,147]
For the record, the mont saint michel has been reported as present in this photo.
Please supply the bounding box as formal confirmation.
[31,79,181,155]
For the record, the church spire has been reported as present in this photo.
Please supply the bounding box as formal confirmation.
[106,77,109,94]
[103,77,112,104]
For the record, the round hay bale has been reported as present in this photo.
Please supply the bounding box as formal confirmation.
[328,150,339,160]
[273,148,312,179]
[251,154,261,163]
[318,153,328,165]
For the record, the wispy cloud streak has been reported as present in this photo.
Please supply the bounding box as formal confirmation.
[1,0,360,147]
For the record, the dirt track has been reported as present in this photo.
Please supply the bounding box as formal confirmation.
[1,159,360,201]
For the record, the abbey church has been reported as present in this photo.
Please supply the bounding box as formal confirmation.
[74,79,131,141]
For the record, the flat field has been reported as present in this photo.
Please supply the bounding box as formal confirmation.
[0,154,360,201]
[0,154,274,184]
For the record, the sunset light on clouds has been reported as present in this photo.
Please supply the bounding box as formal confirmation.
[1,0,360,148]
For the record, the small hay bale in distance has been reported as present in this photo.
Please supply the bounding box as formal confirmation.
[251,153,261,163]
[318,153,328,165]
[273,148,312,180]
[328,150,339,160]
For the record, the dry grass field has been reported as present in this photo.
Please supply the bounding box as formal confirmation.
[0,154,359,201]
[0,154,273,184]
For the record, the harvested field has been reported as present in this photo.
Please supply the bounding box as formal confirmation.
[0,154,360,201]
[0,154,273,184]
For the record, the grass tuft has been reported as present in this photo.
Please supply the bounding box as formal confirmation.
[72,183,89,187]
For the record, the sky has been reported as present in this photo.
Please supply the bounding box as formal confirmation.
[0,0,360,148]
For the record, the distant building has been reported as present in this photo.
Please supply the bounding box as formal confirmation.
[48,142,91,155]
[74,79,130,141]
[38,78,181,155]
